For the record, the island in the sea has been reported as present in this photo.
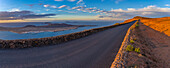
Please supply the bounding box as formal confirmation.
[0,23,95,34]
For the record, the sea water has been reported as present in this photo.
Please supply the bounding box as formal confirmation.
[0,21,122,40]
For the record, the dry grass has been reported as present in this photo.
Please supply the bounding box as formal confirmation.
[133,16,170,36]
[125,21,170,68]
[111,16,170,68]
[130,40,135,43]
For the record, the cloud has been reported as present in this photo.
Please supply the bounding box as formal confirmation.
[127,8,136,11]
[58,5,68,9]
[68,0,76,2]
[165,4,170,6]
[0,11,56,20]
[46,9,50,11]
[10,8,21,12]
[97,5,170,19]
[74,5,170,20]
[72,6,85,9]
[72,6,99,13]
[77,0,83,4]
[21,14,56,19]
[51,5,57,8]
[98,15,113,18]
[87,7,96,11]
[54,0,63,1]
[42,3,170,20]
[43,4,69,9]
[76,0,85,6]
[44,4,50,8]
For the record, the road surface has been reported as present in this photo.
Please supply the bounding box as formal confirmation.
[0,21,134,68]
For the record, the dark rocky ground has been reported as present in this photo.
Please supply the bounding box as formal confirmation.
[125,22,170,68]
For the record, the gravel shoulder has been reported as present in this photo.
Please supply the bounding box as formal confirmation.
[111,17,170,68]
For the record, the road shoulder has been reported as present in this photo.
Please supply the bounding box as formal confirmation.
[111,17,170,68]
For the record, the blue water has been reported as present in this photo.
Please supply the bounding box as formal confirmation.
[0,21,123,40]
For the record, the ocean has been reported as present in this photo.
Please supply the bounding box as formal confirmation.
[0,20,123,40]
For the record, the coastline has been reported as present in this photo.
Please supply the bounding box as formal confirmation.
[0,21,130,49]
[0,23,94,34]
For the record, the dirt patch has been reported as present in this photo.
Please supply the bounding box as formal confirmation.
[133,16,170,36]
[111,17,170,68]
[125,21,170,68]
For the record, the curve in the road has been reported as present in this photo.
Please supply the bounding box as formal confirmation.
[0,21,134,68]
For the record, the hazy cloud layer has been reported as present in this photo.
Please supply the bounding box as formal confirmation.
[69,5,170,19]
[42,1,170,20]
[58,5,68,9]
[165,4,170,6]
[96,5,170,19]
[43,4,68,9]
[0,11,56,20]
[44,4,50,8]
[28,0,170,20]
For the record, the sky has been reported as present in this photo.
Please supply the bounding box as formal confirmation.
[0,0,170,23]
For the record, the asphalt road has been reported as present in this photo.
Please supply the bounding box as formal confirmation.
[0,22,134,68]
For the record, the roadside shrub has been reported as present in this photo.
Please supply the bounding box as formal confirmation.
[135,24,139,27]
[128,64,138,68]
[130,40,135,43]
[126,45,134,52]
[135,48,140,53]
[126,45,141,53]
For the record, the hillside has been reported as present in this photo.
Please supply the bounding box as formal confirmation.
[0,23,94,34]
[111,17,170,68]
[133,16,170,36]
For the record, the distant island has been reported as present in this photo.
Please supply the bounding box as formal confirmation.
[0,23,95,34]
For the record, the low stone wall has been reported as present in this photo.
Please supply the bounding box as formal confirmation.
[0,22,130,49]
[110,20,139,68]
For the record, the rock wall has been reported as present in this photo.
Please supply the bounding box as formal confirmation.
[0,22,129,49]
[110,20,139,68]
